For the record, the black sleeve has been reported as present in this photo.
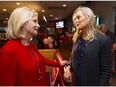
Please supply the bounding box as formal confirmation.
[99,36,113,85]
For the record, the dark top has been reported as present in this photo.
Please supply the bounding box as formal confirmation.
[69,31,112,86]
[74,37,87,86]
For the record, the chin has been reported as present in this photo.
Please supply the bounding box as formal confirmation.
[34,32,38,35]
[32,33,37,37]
[78,28,82,30]
[34,34,37,36]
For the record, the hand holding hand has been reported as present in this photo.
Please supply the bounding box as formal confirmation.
[63,66,72,82]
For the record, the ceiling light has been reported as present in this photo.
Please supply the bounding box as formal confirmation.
[16,3,20,5]
[50,15,53,17]
[63,4,66,7]
[3,9,6,11]
[42,10,45,12]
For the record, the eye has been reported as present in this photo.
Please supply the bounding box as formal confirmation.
[76,16,81,19]
[74,16,80,21]
[32,19,38,23]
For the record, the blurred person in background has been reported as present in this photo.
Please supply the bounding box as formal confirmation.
[40,30,46,49]
[100,23,116,51]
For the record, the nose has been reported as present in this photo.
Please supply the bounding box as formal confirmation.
[37,23,40,29]
[75,18,78,23]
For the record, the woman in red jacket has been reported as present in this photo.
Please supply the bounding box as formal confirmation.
[0,7,67,86]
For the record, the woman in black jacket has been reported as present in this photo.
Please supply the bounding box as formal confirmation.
[63,6,112,86]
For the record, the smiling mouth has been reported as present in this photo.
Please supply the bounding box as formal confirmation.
[34,28,38,30]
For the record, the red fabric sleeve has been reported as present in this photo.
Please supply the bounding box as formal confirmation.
[43,58,60,67]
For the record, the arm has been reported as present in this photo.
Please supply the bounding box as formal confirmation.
[63,43,75,82]
[99,37,112,85]
[44,58,67,67]
[31,42,60,67]
[0,46,17,85]
[44,58,60,67]
[32,43,68,66]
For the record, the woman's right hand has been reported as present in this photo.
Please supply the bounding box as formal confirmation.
[63,66,72,82]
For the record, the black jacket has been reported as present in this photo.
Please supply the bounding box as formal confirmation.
[69,31,112,86]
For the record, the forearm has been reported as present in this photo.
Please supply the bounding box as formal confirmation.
[44,58,60,67]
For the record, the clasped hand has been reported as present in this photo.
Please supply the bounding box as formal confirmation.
[63,66,72,82]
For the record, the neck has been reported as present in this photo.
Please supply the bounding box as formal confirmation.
[82,29,87,40]
[20,39,30,46]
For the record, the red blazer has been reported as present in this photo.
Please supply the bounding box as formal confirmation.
[0,39,60,86]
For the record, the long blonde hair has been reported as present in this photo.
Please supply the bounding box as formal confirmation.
[6,7,38,39]
[72,6,97,42]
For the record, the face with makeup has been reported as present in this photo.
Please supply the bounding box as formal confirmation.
[73,10,89,33]
[7,7,40,40]
[22,16,40,39]
[73,10,89,31]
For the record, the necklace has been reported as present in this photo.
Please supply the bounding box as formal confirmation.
[25,44,42,81]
